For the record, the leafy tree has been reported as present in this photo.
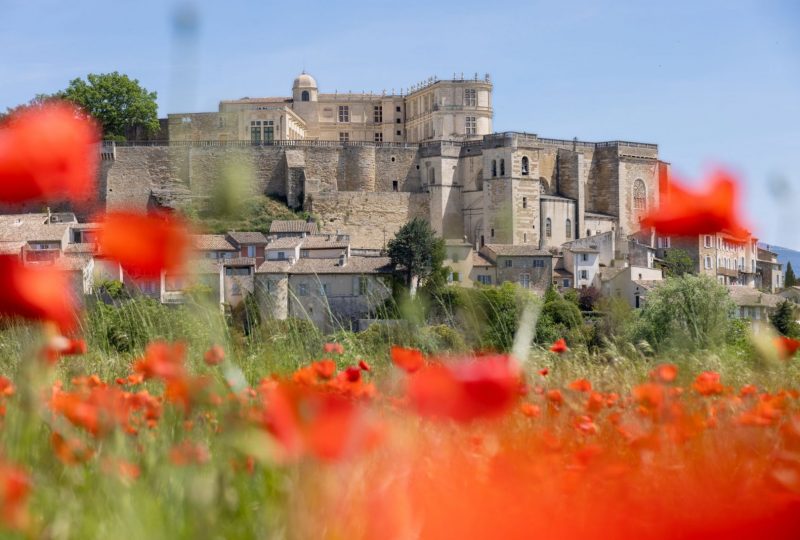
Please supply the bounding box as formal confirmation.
[661,248,696,277]
[635,275,734,350]
[0,94,60,121]
[785,261,797,288]
[388,218,445,290]
[770,300,799,338]
[59,72,159,138]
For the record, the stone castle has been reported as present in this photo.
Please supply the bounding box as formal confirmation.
[94,72,669,250]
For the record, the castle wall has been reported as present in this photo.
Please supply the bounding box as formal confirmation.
[309,192,429,249]
[618,157,659,234]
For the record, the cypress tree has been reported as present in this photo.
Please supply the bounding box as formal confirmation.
[785,261,797,288]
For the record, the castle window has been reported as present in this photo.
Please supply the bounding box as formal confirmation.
[338,106,350,123]
[586,229,591,237]
[464,88,477,107]
[521,156,529,175]
[523,232,527,243]
[429,168,436,184]
[339,132,349,142]
[301,90,310,102]
[396,130,402,136]
[392,181,398,192]
[374,105,382,123]
[522,197,527,209]
[500,159,505,176]
[465,116,477,135]
[263,120,274,143]
[374,132,383,142]
[491,228,495,238]
[396,106,401,112]
[491,160,497,177]
[396,118,401,124]
[566,219,572,239]
[546,218,552,238]
[250,120,262,143]
[633,179,647,214]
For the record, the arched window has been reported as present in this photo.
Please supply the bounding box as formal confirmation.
[500,159,505,176]
[545,218,552,238]
[521,156,529,175]
[633,179,647,214]
[301,90,310,102]
[566,219,572,239]
[491,160,497,177]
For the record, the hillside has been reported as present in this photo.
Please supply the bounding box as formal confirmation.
[181,194,312,235]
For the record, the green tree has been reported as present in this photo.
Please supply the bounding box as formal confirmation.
[636,274,734,350]
[770,300,799,338]
[785,261,797,288]
[661,248,696,277]
[0,94,60,121]
[388,218,445,290]
[60,72,159,138]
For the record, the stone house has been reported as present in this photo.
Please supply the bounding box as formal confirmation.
[563,247,601,289]
[192,234,238,260]
[601,265,664,309]
[728,286,785,330]
[659,230,759,288]
[478,244,553,291]
[756,247,784,293]
[226,231,269,266]
[256,254,393,332]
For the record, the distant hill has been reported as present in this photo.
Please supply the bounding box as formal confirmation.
[759,243,800,273]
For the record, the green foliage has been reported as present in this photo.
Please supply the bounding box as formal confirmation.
[387,218,445,289]
[180,195,311,235]
[98,279,129,301]
[661,248,696,277]
[786,261,797,288]
[536,294,584,345]
[634,275,734,350]
[770,300,800,338]
[58,72,159,137]
[0,93,60,120]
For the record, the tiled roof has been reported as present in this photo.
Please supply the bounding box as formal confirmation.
[300,236,349,250]
[484,244,552,257]
[56,255,92,272]
[227,231,269,245]
[192,234,237,251]
[269,220,318,234]
[728,286,783,308]
[266,237,304,249]
[257,256,392,275]
[0,214,69,243]
[632,280,662,291]
[553,268,574,278]
[471,252,494,267]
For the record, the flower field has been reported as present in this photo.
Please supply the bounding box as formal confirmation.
[1,102,800,539]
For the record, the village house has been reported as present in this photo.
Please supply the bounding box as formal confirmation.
[478,244,553,291]
[268,219,319,239]
[756,247,784,293]
[727,286,785,331]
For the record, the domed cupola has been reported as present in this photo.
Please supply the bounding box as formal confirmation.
[292,71,318,102]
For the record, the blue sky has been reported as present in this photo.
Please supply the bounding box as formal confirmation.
[2,0,799,250]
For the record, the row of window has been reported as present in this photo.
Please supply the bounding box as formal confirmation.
[338,105,402,124]
[489,156,531,178]
[339,131,401,142]
[292,277,369,297]
[544,218,572,239]
[503,258,546,269]
[250,120,274,143]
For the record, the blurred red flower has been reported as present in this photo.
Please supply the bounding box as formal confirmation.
[0,460,30,530]
[391,346,424,373]
[0,102,98,204]
[650,363,678,383]
[775,336,800,359]
[96,211,189,278]
[133,341,187,381]
[358,359,371,372]
[0,255,77,331]
[407,355,520,422]
[692,371,724,396]
[203,344,225,366]
[568,378,592,392]
[641,170,746,236]
[550,338,568,354]
[323,342,344,355]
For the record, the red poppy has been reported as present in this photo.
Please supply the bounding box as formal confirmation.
[641,170,746,236]
[650,363,678,383]
[96,211,189,278]
[203,344,225,366]
[692,371,724,396]
[0,460,30,530]
[133,341,187,381]
[568,378,592,393]
[391,346,424,373]
[358,359,371,372]
[0,255,77,331]
[169,441,210,466]
[407,355,520,422]
[550,338,568,354]
[546,389,564,406]
[0,376,13,397]
[538,367,549,376]
[312,359,336,380]
[344,366,362,383]
[775,336,800,359]
[323,342,344,355]
[0,102,99,204]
